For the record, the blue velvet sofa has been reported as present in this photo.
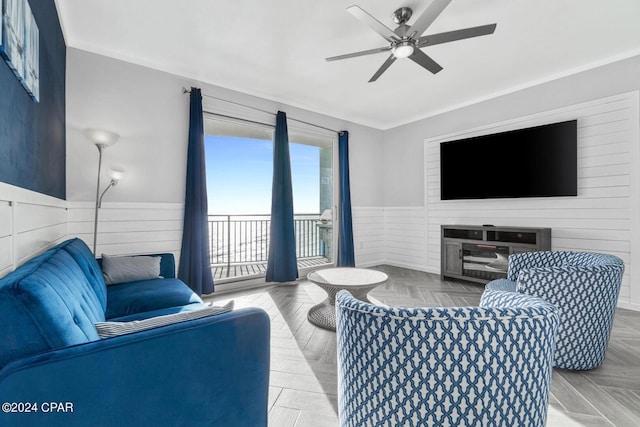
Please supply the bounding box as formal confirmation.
[0,238,270,426]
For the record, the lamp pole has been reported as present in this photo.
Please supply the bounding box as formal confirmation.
[85,128,120,255]
[93,143,107,255]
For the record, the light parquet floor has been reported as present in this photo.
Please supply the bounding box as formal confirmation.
[203,265,640,427]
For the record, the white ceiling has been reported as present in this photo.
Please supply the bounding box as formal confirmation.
[55,0,640,130]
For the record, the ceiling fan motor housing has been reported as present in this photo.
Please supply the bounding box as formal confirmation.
[392,7,413,25]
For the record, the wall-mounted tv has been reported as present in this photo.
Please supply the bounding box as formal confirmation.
[440,120,577,200]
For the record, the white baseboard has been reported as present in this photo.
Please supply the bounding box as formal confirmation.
[617,301,640,312]
[356,259,386,268]
[382,260,436,275]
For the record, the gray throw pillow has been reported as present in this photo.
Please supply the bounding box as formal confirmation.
[101,253,161,285]
[95,301,234,338]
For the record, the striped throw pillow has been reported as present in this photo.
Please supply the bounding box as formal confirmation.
[95,301,234,338]
[101,253,161,285]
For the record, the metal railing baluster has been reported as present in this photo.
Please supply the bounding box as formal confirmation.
[226,215,231,277]
[207,213,328,278]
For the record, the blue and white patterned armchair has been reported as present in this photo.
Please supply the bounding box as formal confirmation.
[484,251,624,370]
[336,290,559,427]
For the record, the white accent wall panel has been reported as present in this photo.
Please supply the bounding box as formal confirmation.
[0,182,67,277]
[424,92,640,310]
[67,202,184,259]
[352,207,384,267]
[0,201,13,275]
[383,207,427,271]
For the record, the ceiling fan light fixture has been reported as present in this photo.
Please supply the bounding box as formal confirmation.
[330,4,496,81]
[392,41,414,59]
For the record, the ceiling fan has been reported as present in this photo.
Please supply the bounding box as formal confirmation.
[326,0,497,82]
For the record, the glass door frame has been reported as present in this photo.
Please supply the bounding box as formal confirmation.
[204,113,339,289]
[292,134,339,280]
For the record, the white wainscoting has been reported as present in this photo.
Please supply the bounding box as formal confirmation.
[0,182,68,277]
[352,207,385,267]
[424,91,640,310]
[67,202,184,260]
[383,207,428,271]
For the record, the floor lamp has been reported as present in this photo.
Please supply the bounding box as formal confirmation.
[84,129,120,255]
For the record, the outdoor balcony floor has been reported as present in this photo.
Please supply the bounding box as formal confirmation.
[212,256,330,281]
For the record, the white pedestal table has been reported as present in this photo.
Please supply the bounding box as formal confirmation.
[306,267,389,331]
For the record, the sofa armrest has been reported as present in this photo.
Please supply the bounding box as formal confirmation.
[156,253,176,279]
[0,308,270,427]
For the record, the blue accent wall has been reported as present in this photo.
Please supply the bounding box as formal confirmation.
[0,0,66,199]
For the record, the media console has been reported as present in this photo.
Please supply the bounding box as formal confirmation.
[441,225,551,284]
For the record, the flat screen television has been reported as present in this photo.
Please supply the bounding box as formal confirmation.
[440,120,577,200]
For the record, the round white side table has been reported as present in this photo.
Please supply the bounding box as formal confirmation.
[307,267,388,331]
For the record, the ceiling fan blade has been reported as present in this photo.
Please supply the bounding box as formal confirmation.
[418,24,497,47]
[347,5,398,42]
[369,54,397,82]
[409,49,443,74]
[406,0,452,39]
[325,46,392,62]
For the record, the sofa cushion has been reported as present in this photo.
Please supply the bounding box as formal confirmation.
[106,302,209,322]
[101,253,162,285]
[0,247,105,368]
[105,278,204,320]
[95,301,234,338]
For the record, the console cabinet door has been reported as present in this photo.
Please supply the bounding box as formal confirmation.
[443,240,463,276]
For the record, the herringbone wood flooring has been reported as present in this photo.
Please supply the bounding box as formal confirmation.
[203,265,640,427]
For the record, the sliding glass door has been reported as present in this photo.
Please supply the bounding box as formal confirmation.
[204,115,336,283]
[289,132,335,273]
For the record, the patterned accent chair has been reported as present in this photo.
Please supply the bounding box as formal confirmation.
[336,290,559,427]
[484,251,624,370]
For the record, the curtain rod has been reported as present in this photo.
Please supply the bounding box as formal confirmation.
[182,87,340,134]
[204,111,274,129]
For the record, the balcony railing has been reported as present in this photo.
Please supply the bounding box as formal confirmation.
[208,214,332,278]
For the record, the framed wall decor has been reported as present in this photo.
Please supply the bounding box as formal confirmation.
[2,0,26,80]
[22,0,38,101]
[1,0,39,102]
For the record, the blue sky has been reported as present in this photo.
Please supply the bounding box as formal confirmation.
[205,136,321,214]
